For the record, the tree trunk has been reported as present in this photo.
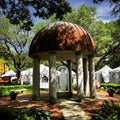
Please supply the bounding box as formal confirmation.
[16,70,21,84]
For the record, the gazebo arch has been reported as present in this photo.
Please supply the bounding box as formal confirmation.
[29,21,96,103]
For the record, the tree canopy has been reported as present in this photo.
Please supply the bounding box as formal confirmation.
[0,0,72,30]
[0,15,32,83]
[93,0,120,17]
[96,19,120,69]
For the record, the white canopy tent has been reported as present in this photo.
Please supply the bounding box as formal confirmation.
[109,67,120,84]
[95,65,112,83]
[21,68,33,85]
[2,69,16,77]
[21,64,76,89]
[20,64,60,88]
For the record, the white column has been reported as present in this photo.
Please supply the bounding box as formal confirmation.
[32,57,40,101]
[76,52,84,99]
[83,58,89,96]
[49,52,57,103]
[67,60,72,97]
[88,55,96,98]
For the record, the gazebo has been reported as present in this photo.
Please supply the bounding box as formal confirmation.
[29,21,96,103]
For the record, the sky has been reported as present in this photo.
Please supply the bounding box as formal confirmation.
[33,0,117,24]
[66,0,116,22]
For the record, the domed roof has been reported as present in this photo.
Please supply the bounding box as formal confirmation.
[29,21,96,60]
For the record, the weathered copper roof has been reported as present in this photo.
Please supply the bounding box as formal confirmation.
[29,21,96,60]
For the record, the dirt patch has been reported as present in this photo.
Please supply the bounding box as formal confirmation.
[0,93,64,119]
[80,91,120,117]
[0,91,120,119]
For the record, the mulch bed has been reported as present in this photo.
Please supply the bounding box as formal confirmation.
[0,93,64,119]
[0,91,120,119]
[80,91,120,118]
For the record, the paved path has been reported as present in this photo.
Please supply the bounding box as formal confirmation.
[58,99,91,120]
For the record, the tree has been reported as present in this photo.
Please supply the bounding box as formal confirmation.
[0,16,32,84]
[0,0,72,30]
[32,22,49,35]
[65,5,96,30]
[92,21,113,69]
[93,0,120,17]
[91,18,120,70]
[98,19,120,69]
[49,5,97,30]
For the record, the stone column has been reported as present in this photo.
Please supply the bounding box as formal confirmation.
[76,52,84,99]
[88,55,96,98]
[67,60,72,97]
[32,56,40,101]
[49,52,57,103]
[83,58,89,96]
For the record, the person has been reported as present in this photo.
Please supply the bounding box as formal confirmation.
[95,80,100,91]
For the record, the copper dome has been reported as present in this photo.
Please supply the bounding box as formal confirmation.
[29,21,96,60]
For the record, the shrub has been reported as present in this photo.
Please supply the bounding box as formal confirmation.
[116,89,120,94]
[17,107,51,120]
[0,107,18,120]
[107,88,116,97]
[0,85,48,97]
[100,83,120,94]
[0,107,51,120]
[93,100,120,120]
[0,85,32,97]
[72,84,77,90]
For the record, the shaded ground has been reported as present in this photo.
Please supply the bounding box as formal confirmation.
[0,93,64,119]
[80,91,120,118]
[0,91,120,119]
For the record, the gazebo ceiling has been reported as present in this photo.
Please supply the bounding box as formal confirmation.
[29,21,96,60]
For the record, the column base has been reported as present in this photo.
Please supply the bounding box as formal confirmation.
[32,94,40,101]
[49,96,57,104]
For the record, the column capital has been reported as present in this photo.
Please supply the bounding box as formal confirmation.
[49,52,56,55]
[76,51,82,55]
[88,54,94,58]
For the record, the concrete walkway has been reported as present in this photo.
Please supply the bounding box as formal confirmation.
[58,99,91,120]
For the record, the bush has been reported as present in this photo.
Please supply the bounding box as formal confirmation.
[93,100,120,120]
[100,83,120,93]
[72,84,77,90]
[17,107,51,120]
[0,85,48,97]
[116,89,120,94]
[107,88,116,97]
[0,107,51,120]
[0,85,32,97]
[0,107,19,120]
[0,86,10,96]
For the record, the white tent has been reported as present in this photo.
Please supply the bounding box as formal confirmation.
[21,68,33,76]
[21,68,33,85]
[20,64,61,88]
[2,69,16,77]
[95,65,112,83]
[39,64,49,89]
[64,69,76,84]
[109,67,120,84]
